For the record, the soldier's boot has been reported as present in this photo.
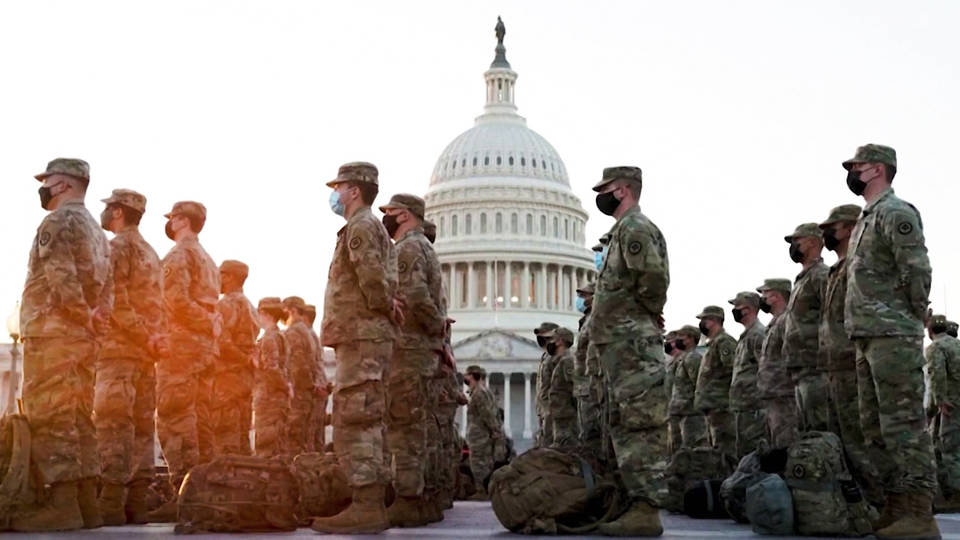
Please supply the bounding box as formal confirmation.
[10,480,84,532]
[386,495,427,527]
[78,477,103,529]
[597,499,663,537]
[98,483,127,526]
[311,484,389,534]
[125,479,151,524]
[875,492,941,540]
[873,492,907,531]
[421,493,443,523]
[467,485,489,501]
[439,486,454,509]
[146,495,179,523]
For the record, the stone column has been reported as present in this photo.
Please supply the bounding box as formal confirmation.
[467,262,476,308]
[538,264,547,309]
[504,260,512,308]
[503,373,512,436]
[486,261,494,308]
[451,263,460,310]
[521,262,530,308]
[523,372,533,440]
[461,403,468,438]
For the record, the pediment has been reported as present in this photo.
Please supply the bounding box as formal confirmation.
[453,329,542,361]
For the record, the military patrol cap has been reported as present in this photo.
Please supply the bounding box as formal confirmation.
[592,242,603,252]
[696,305,725,321]
[258,297,284,315]
[219,260,249,281]
[101,188,146,214]
[593,166,642,192]
[466,365,486,377]
[784,223,823,243]
[756,278,792,296]
[676,325,702,341]
[842,144,897,172]
[929,314,948,329]
[35,157,90,182]
[282,296,306,312]
[948,321,959,335]
[164,201,207,222]
[728,291,761,308]
[327,161,379,188]
[304,304,317,323]
[379,193,425,219]
[423,219,437,242]
[819,204,862,228]
[576,282,595,295]
[534,321,560,335]
[553,327,575,345]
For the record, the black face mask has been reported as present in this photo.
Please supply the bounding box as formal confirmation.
[732,308,744,323]
[38,186,55,209]
[536,336,547,347]
[595,191,621,216]
[546,342,558,356]
[100,208,113,230]
[759,299,772,314]
[675,340,687,351]
[823,230,840,251]
[949,328,959,339]
[789,243,804,263]
[664,342,674,354]
[846,169,867,196]
[165,220,177,240]
[698,321,710,336]
[382,214,400,237]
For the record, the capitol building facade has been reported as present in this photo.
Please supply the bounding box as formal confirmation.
[425,27,595,446]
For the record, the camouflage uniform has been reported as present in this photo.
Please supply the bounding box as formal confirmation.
[693,306,738,459]
[574,289,603,456]
[668,326,707,451]
[756,278,798,448]
[254,298,290,457]
[304,305,330,453]
[534,324,557,447]
[664,331,682,453]
[159,201,221,488]
[546,328,578,446]
[213,261,258,456]
[589,166,670,507]
[728,304,766,459]
[924,324,960,498]
[283,300,318,456]
[466,370,503,489]
[95,190,165,490]
[434,337,463,507]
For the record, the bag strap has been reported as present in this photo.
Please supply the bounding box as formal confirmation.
[578,457,596,495]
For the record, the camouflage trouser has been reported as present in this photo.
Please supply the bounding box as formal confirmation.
[288,384,315,456]
[423,396,441,500]
[597,336,669,506]
[762,396,799,448]
[22,337,99,484]
[436,405,458,497]
[195,363,215,466]
[536,409,552,448]
[705,408,736,458]
[212,367,253,455]
[311,388,329,451]
[734,408,767,459]
[576,376,603,455]
[95,356,156,485]
[385,348,429,497]
[668,416,682,453]
[551,414,578,447]
[467,426,494,490]
[793,370,830,432]
[856,336,936,495]
[933,409,960,497]
[157,362,200,487]
[333,339,392,488]
[828,369,885,504]
[679,414,708,449]
[253,379,289,457]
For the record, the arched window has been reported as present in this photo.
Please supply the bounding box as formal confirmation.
[509,156,514,166]
[496,212,503,234]
[439,216,445,237]
[511,213,518,234]
[473,157,477,166]
[480,213,487,234]
[540,215,546,236]
[484,156,490,166]
[465,214,472,235]
[452,214,458,236]
[553,217,559,238]
[521,157,526,166]
[526,214,533,235]
[496,156,502,166]
[564,218,569,240]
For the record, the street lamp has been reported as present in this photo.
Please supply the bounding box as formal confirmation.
[6,302,21,415]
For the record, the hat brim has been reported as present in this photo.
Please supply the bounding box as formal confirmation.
[841,158,865,171]
[592,179,614,192]
[326,178,346,188]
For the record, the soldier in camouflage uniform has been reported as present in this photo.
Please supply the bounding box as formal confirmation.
[534,321,559,447]
[727,292,767,459]
[303,305,331,454]
[379,193,446,526]
[313,162,400,534]
[817,204,884,506]
[464,365,505,498]
[694,305,738,461]
[152,200,221,522]
[213,260,258,455]
[669,325,708,450]
[842,144,938,538]
[574,282,603,456]
[664,330,682,453]
[925,314,960,510]
[282,296,318,455]
[782,223,830,433]
[95,189,167,526]
[16,159,112,531]
[544,327,577,446]
[756,278,797,448]
[253,297,290,457]
[948,321,959,339]
[589,166,670,536]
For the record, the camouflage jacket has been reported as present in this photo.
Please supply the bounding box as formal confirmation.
[322,205,397,347]
[729,320,767,412]
[100,226,164,359]
[467,384,503,444]
[573,311,592,397]
[758,313,791,399]
[783,260,828,373]
[819,258,855,371]
[694,329,738,412]
[925,334,960,408]
[285,321,317,394]
[395,228,444,350]
[257,326,290,397]
[589,206,669,343]
[21,201,113,339]
[548,349,577,420]
[161,236,220,359]
[307,327,329,393]
[216,290,258,369]
[669,348,703,417]
[535,351,555,419]
[845,188,931,338]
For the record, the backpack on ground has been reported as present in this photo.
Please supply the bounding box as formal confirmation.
[489,447,618,534]
[720,445,788,523]
[746,473,794,535]
[176,454,299,533]
[292,452,352,523]
[684,479,727,519]
[0,414,37,528]
[664,447,731,513]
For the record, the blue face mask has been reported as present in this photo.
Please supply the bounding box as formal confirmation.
[329,190,345,216]
[593,251,604,271]
[575,296,587,313]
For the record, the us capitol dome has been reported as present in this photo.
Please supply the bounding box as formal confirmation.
[425,19,594,444]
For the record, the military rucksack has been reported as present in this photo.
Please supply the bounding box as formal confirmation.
[0,414,36,528]
[746,473,794,535]
[292,452,351,522]
[489,447,619,534]
[683,479,727,519]
[720,444,788,523]
[664,447,731,513]
[176,454,299,533]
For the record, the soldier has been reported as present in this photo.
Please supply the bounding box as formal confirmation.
[589,165,670,535]
[574,282,602,456]
[464,365,505,499]
[213,260,258,455]
[95,189,167,525]
[694,305,738,461]
[534,321,559,447]
[782,223,830,433]
[818,204,883,506]
[253,297,290,457]
[379,193,445,525]
[669,325,708,449]
[152,200,221,522]
[663,330,682,453]
[925,314,960,511]
[949,321,959,339]
[312,162,401,534]
[423,219,437,244]
[434,318,466,511]
[727,292,766,459]
[544,327,577,446]
[842,143,937,537]
[15,158,112,531]
[282,296,317,455]
[303,304,331,454]
[756,278,796,447]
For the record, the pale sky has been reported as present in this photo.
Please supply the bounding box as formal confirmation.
[2,1,959,337]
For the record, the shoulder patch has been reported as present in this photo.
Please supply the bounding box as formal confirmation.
[39,231,51,246]
[628,241,642,255]
[349,236,362,250]
[398,261,408,273]
[897,222,914,235]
